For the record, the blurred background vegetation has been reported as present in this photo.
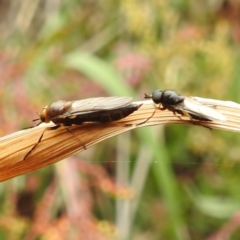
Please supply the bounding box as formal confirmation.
[1,0,240,239]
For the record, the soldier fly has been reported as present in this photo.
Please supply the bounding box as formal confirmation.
[143,89,227,123]
[24,97,141,160]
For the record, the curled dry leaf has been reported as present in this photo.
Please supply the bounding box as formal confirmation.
[1,97,240,181]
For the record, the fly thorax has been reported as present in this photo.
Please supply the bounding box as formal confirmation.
[162,91,184,105]
[47,101,72,119]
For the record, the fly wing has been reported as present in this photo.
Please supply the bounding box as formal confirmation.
[175,97,227,121]
[63,97,133,116]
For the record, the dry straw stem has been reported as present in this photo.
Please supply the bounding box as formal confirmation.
[1,97,240,181]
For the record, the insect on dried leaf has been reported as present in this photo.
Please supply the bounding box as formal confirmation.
[142,89,227,124]
[24,97,142,160]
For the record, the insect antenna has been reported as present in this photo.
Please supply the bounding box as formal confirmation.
[32,118,43,126]
[144,93,152,99]
[32,112,41,125]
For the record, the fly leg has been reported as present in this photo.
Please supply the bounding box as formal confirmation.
[169,110,212,130]
[135,103,169,126]
[135,108,157,126]
[188,119,212,130]
[135,104,172,126]
[173,111,212,130]
[64,127,87,150]
[164,106,185,120]
[23,125,59,160]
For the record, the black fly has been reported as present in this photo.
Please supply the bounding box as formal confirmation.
[24,97,142,160]
[144,89,226,122]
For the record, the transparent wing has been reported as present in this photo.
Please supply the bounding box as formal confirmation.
[175,97,227,121]
[64,97,133,116]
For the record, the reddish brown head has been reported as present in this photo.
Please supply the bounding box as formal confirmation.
[40,101,72,123]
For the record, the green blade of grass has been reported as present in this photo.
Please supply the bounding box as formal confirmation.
[64,51,134,96]
[138,127,189,240]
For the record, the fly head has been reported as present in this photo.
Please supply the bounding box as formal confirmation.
[145,90,163,104]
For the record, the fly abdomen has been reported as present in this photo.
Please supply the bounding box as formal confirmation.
[41,103,141,125]
[187,113,212,121]
[63,103,141,124]
[107,104,141,121]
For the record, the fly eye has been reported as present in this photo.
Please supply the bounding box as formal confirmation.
[152,90,163,104]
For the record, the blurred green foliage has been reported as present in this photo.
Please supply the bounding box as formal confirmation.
[1,0,240,239]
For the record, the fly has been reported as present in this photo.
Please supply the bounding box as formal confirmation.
[24,97,142,160]
[143,89,227,122]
